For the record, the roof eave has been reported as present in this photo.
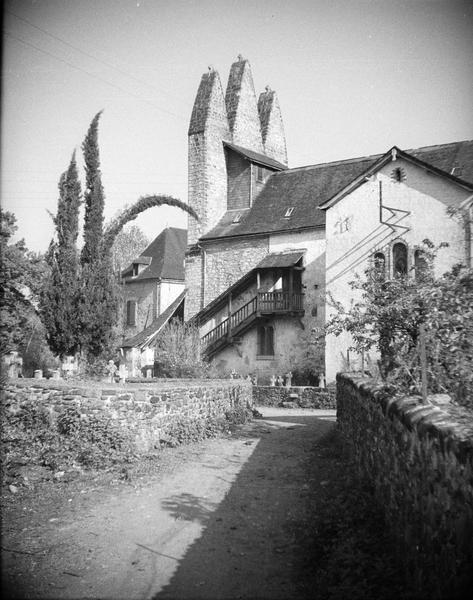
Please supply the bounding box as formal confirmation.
[200,223,325,244]
[319,146,473,211]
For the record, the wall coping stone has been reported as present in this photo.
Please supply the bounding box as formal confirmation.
[337,372,473,464]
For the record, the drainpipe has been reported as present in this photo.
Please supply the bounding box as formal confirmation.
[460,194,473,268]
[198,244,206,311]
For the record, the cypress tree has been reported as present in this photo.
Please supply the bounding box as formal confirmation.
[41,153,82,357]
[81,111,105,266]
[78,111,118,359]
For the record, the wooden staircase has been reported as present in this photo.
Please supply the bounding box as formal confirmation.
[201,292,304,357]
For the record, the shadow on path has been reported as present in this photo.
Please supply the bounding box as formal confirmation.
[155,412,335,600]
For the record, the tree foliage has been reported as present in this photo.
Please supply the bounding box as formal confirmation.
[0,210,45,353]
[81,111,105,266]
[154,319,211,378]
[326,242,473,406]
[110,223,149,275]
[41,153,82,357]
[102,194,198,256]
[39,111,199,366]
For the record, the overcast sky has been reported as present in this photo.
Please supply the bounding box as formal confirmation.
[2,0,473,252]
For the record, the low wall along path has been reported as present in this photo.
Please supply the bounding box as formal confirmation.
[336,373,473,598]
[3,378,252,453]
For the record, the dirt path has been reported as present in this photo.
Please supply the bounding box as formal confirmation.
[2,408,336,600]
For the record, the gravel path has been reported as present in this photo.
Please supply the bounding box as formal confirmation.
[2,408,336,600]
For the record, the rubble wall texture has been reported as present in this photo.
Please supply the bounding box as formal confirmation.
[253,386,335,409]
[336,373,473,598]
[3,379,252,453]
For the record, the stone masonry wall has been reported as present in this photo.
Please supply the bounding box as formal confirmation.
[253,386,335,409]
[203,236,269,306]
[3,379,253,454]
[336,373,473,598]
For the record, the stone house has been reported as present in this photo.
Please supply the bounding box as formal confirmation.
[182,56,473,384]
[121,227,186,376]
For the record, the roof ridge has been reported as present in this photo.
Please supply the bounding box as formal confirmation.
[283,153,382,173]
[407,140,473,153]
[285,140,473,175]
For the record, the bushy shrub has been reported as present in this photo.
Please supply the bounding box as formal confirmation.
[2,402,135,479]
[326,243,473,407]
[154,319,213,378]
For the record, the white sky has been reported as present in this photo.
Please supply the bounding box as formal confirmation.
[2,0,473,252]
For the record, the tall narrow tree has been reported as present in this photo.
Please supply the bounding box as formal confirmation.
[41,153,82,357]
[81,111,105,266]
[78,111,118,359]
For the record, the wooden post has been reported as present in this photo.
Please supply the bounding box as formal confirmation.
[419,324,428,404]
[288,269,294,310]
[228,293,232,338]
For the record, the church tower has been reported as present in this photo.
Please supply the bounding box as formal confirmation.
[185,57,288,319]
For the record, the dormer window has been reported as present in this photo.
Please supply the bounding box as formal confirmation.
[284,207,295,218]
[132,264,139,277]
[451,166,463,177]
[232,212,242,224]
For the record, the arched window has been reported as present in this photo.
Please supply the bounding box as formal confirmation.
[392,242,408,277]
[414,249,428,281]
[257,325,274,356]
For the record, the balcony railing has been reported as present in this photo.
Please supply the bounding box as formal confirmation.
[201,292,304,349]
[258,291,304,312]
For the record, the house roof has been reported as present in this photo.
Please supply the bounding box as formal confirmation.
[223,142,287,170]
[122,291,186,349]
[201,140,473,242]
[122,227,187,282]
[319,145,473,210]
[190,251,305,324]
[256,251,305,269]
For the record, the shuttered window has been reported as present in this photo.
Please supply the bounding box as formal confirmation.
[126,300,136,326]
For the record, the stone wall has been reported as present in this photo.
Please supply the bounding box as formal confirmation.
[253,386,335,409]
[336,373,473,597]
[3,379,252,453]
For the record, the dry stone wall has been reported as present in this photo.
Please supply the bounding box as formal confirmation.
[3,379,252,453]
[253,386,335,409]
[336,373,473,598]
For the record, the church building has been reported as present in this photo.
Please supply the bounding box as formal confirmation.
[183,56,473,383]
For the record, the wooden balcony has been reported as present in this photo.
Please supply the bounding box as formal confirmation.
[201,292,304,352]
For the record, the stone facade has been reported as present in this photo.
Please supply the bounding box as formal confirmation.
[3,378,252,453]
[336,373,473,598]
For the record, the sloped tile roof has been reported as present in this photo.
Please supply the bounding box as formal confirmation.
[122,227,187,282]
[122,291,185,348]
[201,140,473,241]
[256,251,304,268]
[224,142,287,170]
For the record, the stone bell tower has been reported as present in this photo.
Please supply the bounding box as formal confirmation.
[185,56,288,319]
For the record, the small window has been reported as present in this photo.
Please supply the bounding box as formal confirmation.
[257,325,274,356]
[132,263,139,277]
[284,207,295,218]
[256,165,264,182]
[126,300,136,326]
[414,249,429,281]
[232,212,242,224]
[391,167,406,183]
[392,242,408,277]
